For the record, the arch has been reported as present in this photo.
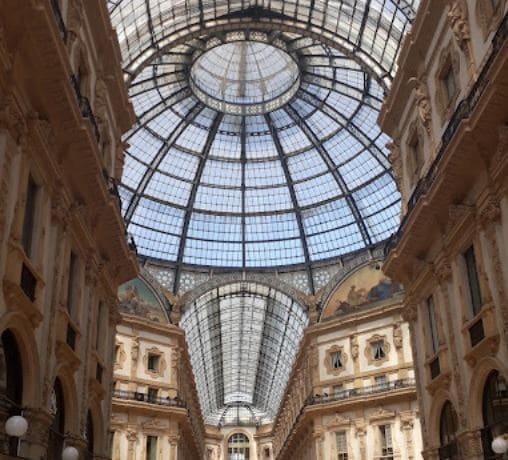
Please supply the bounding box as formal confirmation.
[438,401,460,459]
[319,257,401,320]
[0,311,41,407]
[53,366,80,434]
[223,429,254,460]
[480,369,508,457]
[467,357,508,430]
[427,389,458,448]
[179,273,305,314]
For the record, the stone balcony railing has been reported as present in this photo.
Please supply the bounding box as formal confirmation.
[112,390,187,408]
[306,378,416,406]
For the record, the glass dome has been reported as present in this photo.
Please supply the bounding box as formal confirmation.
[109,1,419,271]
[190,41,300,114]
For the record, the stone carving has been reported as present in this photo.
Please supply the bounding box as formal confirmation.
[409,77,432,132]
[447,1,470,50]
[393,322,403,349]
[350,335,359,360]
[387,140,403,192]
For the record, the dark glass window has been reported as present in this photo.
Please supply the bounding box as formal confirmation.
[21,176,38,258]
[331,351,342,369]
[146,435,157,460]
[464,245,482,316]
[481,371,508,459]
[427,296,439,355]
[372,341,385,360]
[147,354,160,371]
[67,252,79,315]
[439,401,459,459]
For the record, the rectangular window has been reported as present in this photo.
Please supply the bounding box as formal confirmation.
[146,435,157,460]
[67,252,79,316]
[375,375,387,389]
[331,351,342,369]
[147,354,160,372]
[427,296,439,355]
[379,425,394,459]
[336,431,348,460]
[444,66,456,101]
[21,176,38,258]
[372,341,385,360]
[147,387,158,402]
[464,245,482,316]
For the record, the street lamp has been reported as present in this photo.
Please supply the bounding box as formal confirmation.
[62,445,80,460]
[492,434,508,455]
[4,415,28,456]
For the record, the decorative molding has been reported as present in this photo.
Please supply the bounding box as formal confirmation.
[324,345,348,376]
[142,346,167,379]
[364,334,391,366]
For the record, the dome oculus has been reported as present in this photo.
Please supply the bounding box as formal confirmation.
[190,41,300,115]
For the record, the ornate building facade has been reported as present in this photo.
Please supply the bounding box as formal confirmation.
[271,263,421,460]
[0,0,137,458]
[111,275,203,459]
[380,1,508,458]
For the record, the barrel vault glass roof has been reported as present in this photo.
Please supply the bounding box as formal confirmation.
[108,0,419,273]
[179,282,308,425]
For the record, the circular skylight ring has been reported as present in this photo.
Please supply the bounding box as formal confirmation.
[190,41,301,115]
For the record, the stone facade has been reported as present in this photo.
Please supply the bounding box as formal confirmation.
[0,1,137,458]
[270,269,422,460]
[380,1,508,458]
[111,311,204,460]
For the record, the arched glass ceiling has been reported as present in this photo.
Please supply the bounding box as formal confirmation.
[108,1,419,272]
[179,282,308,425]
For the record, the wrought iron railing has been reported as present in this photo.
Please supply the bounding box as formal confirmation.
[69,75,101,143]
[385,11,508,257]
[113,390,187,408]
[306,378,416,405]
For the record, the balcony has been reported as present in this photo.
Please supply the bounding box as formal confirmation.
[112,390,186,408]
[307,379,416,406]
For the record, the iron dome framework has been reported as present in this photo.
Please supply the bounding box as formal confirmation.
[108,0,420,426]
[108,0,420,280]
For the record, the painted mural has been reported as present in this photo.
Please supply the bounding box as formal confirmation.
[118,277,168,323]
[321,264,401,319]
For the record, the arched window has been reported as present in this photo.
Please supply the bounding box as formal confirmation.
[439,401,459,459]
[228,433,250,460]
[0,330,24,456]
[47,379,66,459]
[481,370,508,459]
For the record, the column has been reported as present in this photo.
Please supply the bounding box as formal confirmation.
[21,407,53,459]
[126,431,138,460]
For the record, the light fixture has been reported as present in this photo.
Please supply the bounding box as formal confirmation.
[492,434,508,454]
[5,415,28,437]
[62,446,80,460]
